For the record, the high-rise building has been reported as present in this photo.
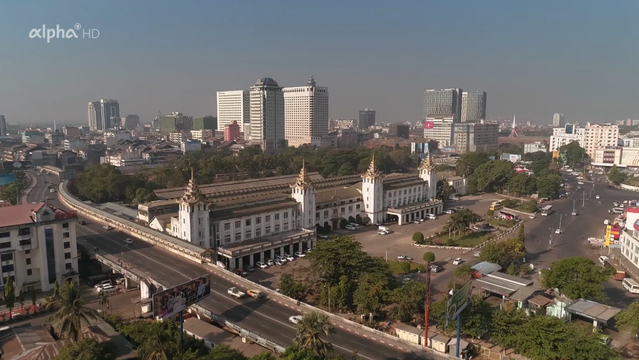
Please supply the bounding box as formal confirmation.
[358,109,376,130]
[452,121,499,153]
[224,121,241,141]
[283,76,329,147]
[389,124,410,139]
[0,115,6,136]
[217,90,250,132]
[552,113,565,127]
[583,123,620,158]
[88,101,102,130]
[423,114,455,147]
[192,116,217,131]
[159,112,194,136]
[99,99,120,130]
[461,91,487,122]
[423,88,463,122]
[250,78,285,151]
[121,114,140,130]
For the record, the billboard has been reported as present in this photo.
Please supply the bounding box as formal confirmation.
[152,274,211,319]
[447,282,472,323]
[605,225,612,247]
[424,122,434,129]
[0,173,15,186]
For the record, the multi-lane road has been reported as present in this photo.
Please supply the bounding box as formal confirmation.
[28,171,437,360]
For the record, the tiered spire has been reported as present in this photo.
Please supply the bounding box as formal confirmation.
[182,168,203,203]
[293,161,313,189]
[364,154,382,179]
[418,153,436,171]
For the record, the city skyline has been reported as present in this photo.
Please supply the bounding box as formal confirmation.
[2,1,639,125]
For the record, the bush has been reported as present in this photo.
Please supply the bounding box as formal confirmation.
[486,209,494,217]
[446,238,457,246]
[412,232,425,244]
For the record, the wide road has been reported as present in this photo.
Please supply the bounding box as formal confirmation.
[27,171,437,360]
[524,170,639,307]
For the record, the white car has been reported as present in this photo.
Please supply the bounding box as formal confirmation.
[444,209,455,214]
[426,214,437,220]
[294,251,305,258]
[96,284,115,293]
[289,315,303,324]
[377,230,388,235]
[267,259,275,266]
[595,195,600,200]
[555,229,562,234]
[571,211,577,216]
[578,181,584,185]
[397,255,412,260]
[103,225,113,230]
[604,219,610,225]
[345,225,357,231]
[275,259,285,266]
[124,238,133,245]
[285,254,295,261]
[452,258,463,265]
[529,215,536,219]
[414,220,421,224]
[473,251,480,257]
[256,261,268,269]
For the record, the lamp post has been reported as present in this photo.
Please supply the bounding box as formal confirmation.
[120,244,128,266]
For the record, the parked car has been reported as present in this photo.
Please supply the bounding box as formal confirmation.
[294,251,305,258]
[103,225,113,230]
[234,268,248,276]
[94,280,112,290]
[318,234,329,240]
[285,254,295,261]
[267,259,275,266]
[345,224,357,231]
[430,265,443,273]
[555,229,562,234]
[452,258,464,265]
[444,209,455,214]
[289,315,303,324]
[124,238,133,245]
[245,266,255,272]
[256,261,268,269]
[596,195,600,199]
[275,259,285,266]
[397,255,412,260]
[473,251,481,257]
[426,214,437,220]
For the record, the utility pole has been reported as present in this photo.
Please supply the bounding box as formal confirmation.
[582,191,585,207]
[424,265,432,347]
[558,213,562,232]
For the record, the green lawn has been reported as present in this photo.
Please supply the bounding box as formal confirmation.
[387,260,423,275]
[435,231,493,247]
[488,218,516,227]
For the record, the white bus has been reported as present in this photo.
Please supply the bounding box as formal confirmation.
[622,278,639,294]
[540,205,553,216]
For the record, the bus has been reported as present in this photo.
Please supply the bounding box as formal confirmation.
[622,278,639,294]
[490,200,504,211]
[540,205,553,216]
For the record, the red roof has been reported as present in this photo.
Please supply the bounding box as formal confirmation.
[0,203,45,228]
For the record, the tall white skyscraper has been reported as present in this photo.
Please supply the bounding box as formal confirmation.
[552,113,565,127]
[461,91,487,122]
[283,76,329,147]
[0,115,6,136]
[216,90,250,132]
[88,101,102,130]
[250,78,285,152]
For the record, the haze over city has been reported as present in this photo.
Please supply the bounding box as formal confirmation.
[2,0,639,125]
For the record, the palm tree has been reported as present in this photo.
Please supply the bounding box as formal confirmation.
[445,209,481,238]
[136,325,178,360]
[294,312,336,357]
[47,281,99,342]
[98,292,109,314]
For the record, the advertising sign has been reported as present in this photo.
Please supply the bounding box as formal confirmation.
[424,122,434,129]
[447,282,472,323]
[152,274,211,319]
[605,225,612,247]
[0,173,15,186]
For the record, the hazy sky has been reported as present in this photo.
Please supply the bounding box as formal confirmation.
[1,0,638,125]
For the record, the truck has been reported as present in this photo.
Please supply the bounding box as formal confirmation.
[227,287,245,298]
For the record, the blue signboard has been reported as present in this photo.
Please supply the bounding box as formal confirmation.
[0,173,15,186]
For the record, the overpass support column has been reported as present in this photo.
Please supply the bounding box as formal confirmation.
[238,257,243,270]
[140,280,152,314]
[248,255,254,266]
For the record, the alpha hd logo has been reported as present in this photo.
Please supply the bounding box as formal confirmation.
[29,24,100,43]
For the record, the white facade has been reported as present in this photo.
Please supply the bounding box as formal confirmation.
[592,148,623,165]
[362,156,385,223]
[583,123,620,158]
[216,90,250,132]
[621,209,639,269]
[0,204,79,294]
[250,78,285,151]
[169,131,189,143]
[283,76,329,147]
[87,101,101,130]
[190,129,213,141]
[104,131,132,146]
[212,206,298,247]
[524,142,548,154]
[423,115,455,147]
[176,175,211,248]
[549,125,585,152]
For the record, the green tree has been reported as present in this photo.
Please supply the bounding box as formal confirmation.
[4,276,15,320]
[541,257,611,302]
[455,152,491,177]
[412,232,425,244]
[389,281,426,323]
[281,345,321,360]
[536,174,561,199]
[249,352,278,360]
[491,307,529,348]
[559,141,586,168]
[205,344,248,360]
[507,173,536,196]
[615,302,639,336]
[423,251,435,265]
[53,280,61,300]
[473,160,515,192]
[30,287,37,306]
[47,282,99,342]
[507,262,519,275]
[479,242,506,265]
[280,273,306,300]
[57,338,117,360]
[307,236,379,285]
[608,165,627,185]
[399,262,411,274]
[294,312,336,358]
[136,325,179,360]
[460,295,492,339]
[353,272,390,317]
[436,180,456,201]
[0,183,19,205]
[530,160,552,177]
[444,209,481,239]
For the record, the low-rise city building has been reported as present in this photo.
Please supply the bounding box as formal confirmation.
[549,124,585,152]
[524,142,548,154]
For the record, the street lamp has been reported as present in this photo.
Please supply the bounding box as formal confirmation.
[120,244,128,266]
[385,247,389,262]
